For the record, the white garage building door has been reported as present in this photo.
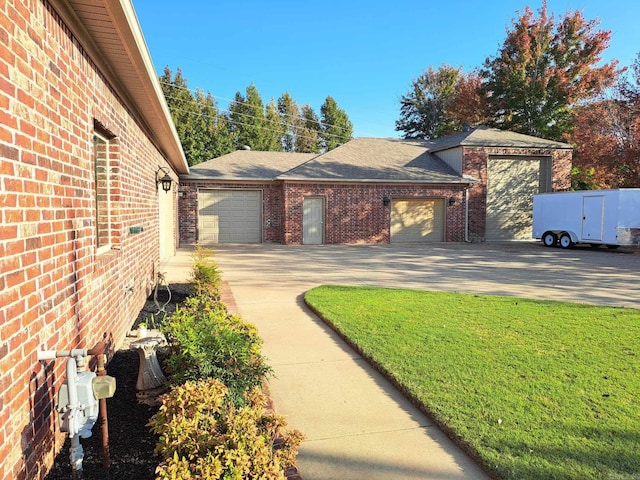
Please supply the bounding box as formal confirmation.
[391,198,445,243]
[198,189,262,244]
[486,157,551,241]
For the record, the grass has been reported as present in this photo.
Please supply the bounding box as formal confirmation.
[305,285,640,480]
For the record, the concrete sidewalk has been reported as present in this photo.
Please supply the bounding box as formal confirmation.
[161,247,491,480]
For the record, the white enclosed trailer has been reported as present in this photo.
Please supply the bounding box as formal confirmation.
[532,189,640,248]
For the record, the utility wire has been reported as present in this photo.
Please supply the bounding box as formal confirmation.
[164,102,341,147]
[163,93,353,143]
[158,79,353,136]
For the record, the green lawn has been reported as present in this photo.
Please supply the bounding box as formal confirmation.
[305,285,640,480]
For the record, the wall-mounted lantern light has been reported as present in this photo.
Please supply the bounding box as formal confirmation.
[448,197,456,206]
[156,167,173,193]
[382,196,391,207]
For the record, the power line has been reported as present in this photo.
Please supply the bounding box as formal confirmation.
[162,93,353,143]
[163,101,347,149]
[158,79,353,136]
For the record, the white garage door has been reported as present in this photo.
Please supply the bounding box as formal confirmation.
[198,189,262,244]
[391,198,445,243]
[486,157,549,241]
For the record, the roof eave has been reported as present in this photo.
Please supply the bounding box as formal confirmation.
[52,0,189,174]
[277,176,469,184]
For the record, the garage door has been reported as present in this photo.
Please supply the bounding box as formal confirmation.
[391,198,445,243]
[486,157,549,241]
[198,189,262,244]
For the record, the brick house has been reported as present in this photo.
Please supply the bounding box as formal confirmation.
[179,128,572,245]
[0,0,188,478]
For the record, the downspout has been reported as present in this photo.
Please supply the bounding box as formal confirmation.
[465,186,469,243]
[462,176,477,243]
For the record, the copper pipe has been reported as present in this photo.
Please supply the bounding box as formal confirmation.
[88,342,110,469]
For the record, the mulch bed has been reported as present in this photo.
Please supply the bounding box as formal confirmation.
[44,282,302,480]
[44,284,190,480]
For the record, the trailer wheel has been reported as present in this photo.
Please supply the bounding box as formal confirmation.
[542,232,557,247]
[559,233,573,249]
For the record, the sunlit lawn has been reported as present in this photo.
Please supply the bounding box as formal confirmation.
[305,285,640,480]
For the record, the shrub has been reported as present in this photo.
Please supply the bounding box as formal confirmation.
[162,298,270,406]
[189,244,221,299]
[148,378,303,480]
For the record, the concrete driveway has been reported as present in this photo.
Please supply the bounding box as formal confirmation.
[214,242,639,309]
[205,242,639,479]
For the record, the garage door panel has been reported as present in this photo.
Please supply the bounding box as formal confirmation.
[198,190,262,244]
[391,199,444,243]
[487,158,541,241]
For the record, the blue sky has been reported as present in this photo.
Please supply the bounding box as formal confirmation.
[132,0,639,139]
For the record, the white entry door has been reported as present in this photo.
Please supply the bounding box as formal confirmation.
[582,195,605,241]
[303,197,324,244]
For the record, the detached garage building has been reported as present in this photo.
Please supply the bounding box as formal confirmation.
[178,127,572,245]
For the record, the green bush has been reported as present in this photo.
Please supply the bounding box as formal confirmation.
[148,378,303,480]
[162,297,270,406]
[189,244,221,299]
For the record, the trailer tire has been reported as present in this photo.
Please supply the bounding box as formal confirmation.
[542,232,557,247]
[559,233,573,249]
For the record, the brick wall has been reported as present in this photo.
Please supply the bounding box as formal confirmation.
[282,183,466,245]
[462,147,572,242]
[0,1,175,478]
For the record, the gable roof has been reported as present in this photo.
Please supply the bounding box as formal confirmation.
[187,151,319,181]
[181,127,572,184]
[279,138,464,183]
[428,126,573,152]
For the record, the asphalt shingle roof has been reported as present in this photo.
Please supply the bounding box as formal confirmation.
[182,127,571,183]
[279,137,463,183]
[185,151,318,180]
[427,126,572,152]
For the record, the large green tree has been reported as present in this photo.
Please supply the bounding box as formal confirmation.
[160,67,234,165]
[196,89,234,160]
[228,84,268,150]
[320,96,353,150]
[481,2,617,141]
[395,65,462,139]
[296,105,322,153]
[277,93,301,152]
[160,67,204,166]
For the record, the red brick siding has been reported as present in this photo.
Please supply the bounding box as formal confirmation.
[178,181,283,244]
[462,147,572,242]
[282,183,466,245]
[0,1,176,478]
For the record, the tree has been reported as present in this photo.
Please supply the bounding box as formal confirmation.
[196,90,234,160]
[447,71,490,130]
[295,105,322,153]
[320,96,353,150]
[277,93,301,152]
[160,67,205,166]
[395,65,461,139]
[569,52,640,188]
[481,1,618,141]
[228,84,267,150]
[160,67,235,165]
[262,99,283,152]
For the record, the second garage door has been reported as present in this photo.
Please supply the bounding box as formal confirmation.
[391,198,445,243]
[486,157,551,241]
[198,189,262,244]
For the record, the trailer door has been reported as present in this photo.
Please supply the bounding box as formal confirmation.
[582,195,605,241]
